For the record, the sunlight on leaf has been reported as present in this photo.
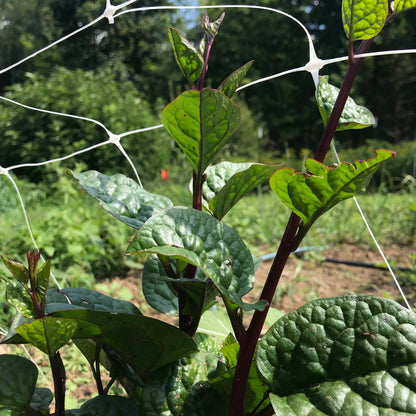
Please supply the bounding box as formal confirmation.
[342,0,388,40]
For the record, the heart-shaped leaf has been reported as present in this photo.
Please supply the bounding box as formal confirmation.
[71,170,173,229]
[394,0,416,12]
[218,61,254,99]
[256,296,416,415]
[342,0,388,41]
[270,150,394,234]
[52,309,197,381]
[161,89,240,174]
[202,162,278,219]
[127,207,266,312]
[0,355,38,411]
[169,28,204,86]
[16,316,78,355]
[316,76,375,131]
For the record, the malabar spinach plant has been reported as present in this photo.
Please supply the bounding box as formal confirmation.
[1,2,416,415]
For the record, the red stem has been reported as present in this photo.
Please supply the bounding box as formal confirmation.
[228,38,374,416]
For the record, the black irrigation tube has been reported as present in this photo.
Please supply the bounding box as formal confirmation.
[260,247,415,274]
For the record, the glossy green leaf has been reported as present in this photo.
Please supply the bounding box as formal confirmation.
[0,355,37,410]
[35,258,51,308]
[218,61,254,98]
[71,170,173,229]
[198,309,233,340]
[46,287,142,316]
[52,309,197,380]
[30,388,53,412]
[256,296,416,415]
[127,207,266,312]
[139,352,219,415]
[169,28,204,86]
[6,281,35,318]
[316,76,375,131]
[394,0,416,12]
[66,395,139,416]
[16,317,78,355]
[161,89,240,174]
[270,150,394,229]
[0,313,30,344]
[1,256,29,285]
[342,0,388,40]
[203,162,278,219]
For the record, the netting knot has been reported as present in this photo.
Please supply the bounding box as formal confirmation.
[108,133,121,145]
[104,1,117,24]
[0,166,9,175]
[305,58,324,74]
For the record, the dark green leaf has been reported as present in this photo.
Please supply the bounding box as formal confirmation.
[71,170,173,229]
[139,352,219,415]
[203,162,278,219]
[270,150,394,230]
[66,395,139,416]
[256,296,416,415]
[127,207,266,312]
[46,287,142,316]
[30,388,53,412]
[161,89,240,174]
[0,313,30,344]
[394,0,416,12]
[0,354,37,410]
[316,76,375,131]
[16,317,78,355]
[142,254,179,315]
[52,309,197,381]
[168,28,204,85]
[218,61,254,98]
[342,0,388,40]
[1,256,29,285]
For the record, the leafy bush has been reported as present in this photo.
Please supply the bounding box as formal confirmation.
[0,67,170,184]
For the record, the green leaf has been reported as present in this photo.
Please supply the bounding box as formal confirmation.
[30,388,53,413]
[203,162,278,219]
[218,61,254,98]
[256,296,416,415]
[169,28,204,86]
[342,0,388,40]
[36,258,51,308]
[142,255,218,326]
[394,0,416,12]
[66,395,139,416]
[1,256,29,285]
[52,309,197,381]
[139,352,219,415]
[6,281,35,318]
[270,150,394,230]
[161,89,240,174]
[0,312,31,344]
[201,12,225,37]
[71,170,173,229]
[198,309,234,340]
[127,207,266,312]
[16,316,78,355]
[0,355,37,411]
[316,76,375,131]
[46,287,142,316]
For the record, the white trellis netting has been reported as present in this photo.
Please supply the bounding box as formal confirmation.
[0,1,415,314]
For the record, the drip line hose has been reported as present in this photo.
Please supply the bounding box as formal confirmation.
[260,246,415,274]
